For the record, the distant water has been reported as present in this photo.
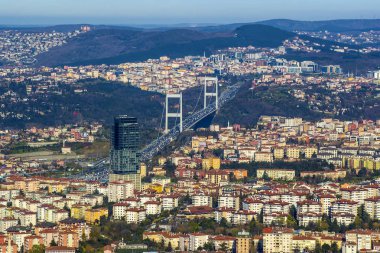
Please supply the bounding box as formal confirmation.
[191,111,216,130]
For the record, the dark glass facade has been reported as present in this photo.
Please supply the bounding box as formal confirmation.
[110,115,140,174]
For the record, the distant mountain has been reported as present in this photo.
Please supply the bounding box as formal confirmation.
[189,19,380,33]
[256,19,380,32]
[3,19,380,33]
[36,24,296,66]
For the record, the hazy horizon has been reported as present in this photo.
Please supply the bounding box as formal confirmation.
[0,0,378,26]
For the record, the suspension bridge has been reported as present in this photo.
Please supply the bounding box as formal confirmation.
[72,77,242,181]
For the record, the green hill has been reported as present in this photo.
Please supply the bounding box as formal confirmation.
[36,24,296,66]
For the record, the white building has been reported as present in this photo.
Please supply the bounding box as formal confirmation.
[189,233,209,251]
[107,180,134,203]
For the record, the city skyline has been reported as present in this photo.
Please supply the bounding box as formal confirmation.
[0,0,379,25]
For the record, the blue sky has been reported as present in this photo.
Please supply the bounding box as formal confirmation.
[0,0,378,25]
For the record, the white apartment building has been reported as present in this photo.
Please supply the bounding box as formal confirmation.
[263,200,290,215]
[263,212,288,226]
[162,195,179,211]
[298,212,322,227]
[242,198,264,213]
[341,187,369,205]
[263,227,293,253]
[317,194,336,214]
[346,230,372,251]
[144,201,162,215]
[342,242,357,253]
[192,194,213,207]
[297,200,322,216]
[113,202,129,220]
[125,208,146,224]
[218,194,240,211]
[189,233,209,251]
[364,196,380,219]
[332,212,355,226]
[331,199,359,215]
[107,180,134,203]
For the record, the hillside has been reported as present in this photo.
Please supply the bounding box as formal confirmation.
[35,28,217,66]
[0,80,164,129]
[214,81,380,127]
[214,83,324,127]
[256,19,380,32]
[35,24,297,66]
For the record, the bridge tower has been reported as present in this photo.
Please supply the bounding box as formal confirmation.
[165,93,183,133]
[203,77,218,109]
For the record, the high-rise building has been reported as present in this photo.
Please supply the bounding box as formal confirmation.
[109,116,141,190]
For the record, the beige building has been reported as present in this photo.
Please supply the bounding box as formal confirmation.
[273,148,285,160]
[263,227,293,253]
[286,147,301,159]
[107,180,134,203]
[257,169,295,180]
[292,235,316,251]
[109,173,141,191]
[345,229,372,251]
[236,231,252,253]
[364,196,380,219]
[255,152,274,163]
[202,157,221,170]
[304,147,318,158]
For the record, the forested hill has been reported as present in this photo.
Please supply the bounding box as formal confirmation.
[35,24,296,67]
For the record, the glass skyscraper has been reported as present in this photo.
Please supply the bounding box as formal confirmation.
[110,115,140,174]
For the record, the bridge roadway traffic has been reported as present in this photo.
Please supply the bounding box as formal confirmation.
[71,81,243,181]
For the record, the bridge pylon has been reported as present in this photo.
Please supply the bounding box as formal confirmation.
[165,93,183,133]
[203,77,218,109]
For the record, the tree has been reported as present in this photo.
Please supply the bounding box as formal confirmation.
[330,219,340,233]
[99,215,107,226]
[249,218,263,235]
[258,209,264,223]
[180,194,192,206]
[358,167,368,177]
[286,215,298,229]
[257,240,263,253]
[229,172,238,182]
[317,214,329,231]
[331,242,339,253]
[321,243,331,253]
[220,217,229,228]
[160,239,165,250]
[358,204,371,223]
[354,204,371,228]
[220,242,229,252]
[166,242,172,252]
[262,171,270,181]
[289,205,297,219]
[213,148,224,158]
[314,241,322,253]
[63,203,70,215]
[29,245,45,253]
[203,241,215,251]
[50,239,58,246]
